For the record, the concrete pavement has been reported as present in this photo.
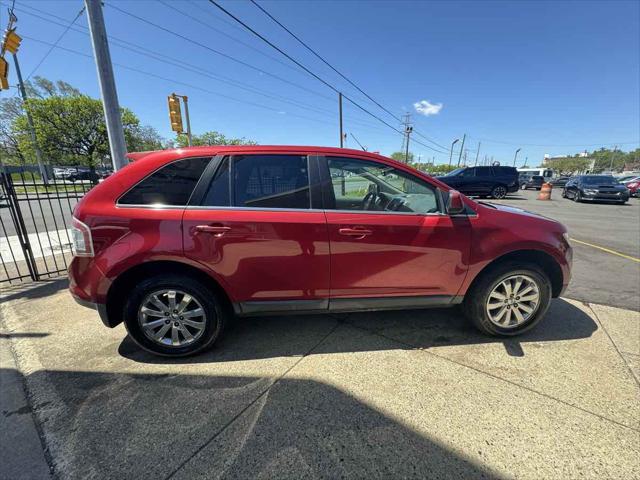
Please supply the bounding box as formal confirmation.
[1,280,639,479]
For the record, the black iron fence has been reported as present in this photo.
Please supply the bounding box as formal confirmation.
[0,170,95,284]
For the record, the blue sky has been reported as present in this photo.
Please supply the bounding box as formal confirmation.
[1,0,639,166]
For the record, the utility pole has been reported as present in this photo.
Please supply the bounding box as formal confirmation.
[85,0,127,170]
[474,141,481,166]
[449,138,459,166]
[2,12,49,184]
[457,133,466,167]
[399,113,412,162]
[404,125,413,163]
[512,148,521,167]
[338,92,343,148]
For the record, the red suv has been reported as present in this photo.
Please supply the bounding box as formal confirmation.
[69,146,572,356]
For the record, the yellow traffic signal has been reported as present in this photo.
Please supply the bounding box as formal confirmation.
[2,29,21,54]
[0,57,9,90]
[167,94,184,133]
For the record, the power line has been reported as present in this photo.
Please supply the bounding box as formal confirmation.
[5,1,390,134]
[25,6,85,81]
[249,0,450,151]
[19,34,357,131]
[249,0,401,123]
[106,3,334,102]
[157,0,302,75]
[208,1,448,154]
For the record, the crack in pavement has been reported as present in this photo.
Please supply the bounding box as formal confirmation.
[340,316,640,433]
[586,304,640,388]
[164,321,341,480]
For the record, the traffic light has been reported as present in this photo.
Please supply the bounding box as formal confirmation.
[167,94,184,133]
[2,29,21,54]
[0,57,8,90]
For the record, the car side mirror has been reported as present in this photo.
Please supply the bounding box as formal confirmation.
[447,190,465,215]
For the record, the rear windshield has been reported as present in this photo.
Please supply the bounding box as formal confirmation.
[119,157,211,206]
[582,176,616,185]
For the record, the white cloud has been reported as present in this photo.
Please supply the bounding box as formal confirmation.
[413,100,443,116]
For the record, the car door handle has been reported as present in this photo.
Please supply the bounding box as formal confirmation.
[194,225,231,236]
[339,228,372,238]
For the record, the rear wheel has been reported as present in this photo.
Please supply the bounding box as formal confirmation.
[491,185,508,199]
[123,274,226,357]
[463,263,552,336]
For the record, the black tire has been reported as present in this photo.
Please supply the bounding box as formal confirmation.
[561,189,567,198]
[123,274,226,357]
[575,191,582,202]
[462,262,552,336]
[491,185,508,199]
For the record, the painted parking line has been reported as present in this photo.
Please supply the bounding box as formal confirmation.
[571,238,640,263]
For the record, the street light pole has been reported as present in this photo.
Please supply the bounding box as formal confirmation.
[449,138,459,166]
[512,148,521,167]
[12,53,49,184]
[85,0,127,171]
[474,141,481,166]
[457,133,466,167]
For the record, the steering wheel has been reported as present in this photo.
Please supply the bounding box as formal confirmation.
[362,191,377,211]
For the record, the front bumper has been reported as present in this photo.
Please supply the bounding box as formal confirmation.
[580,194,629,202]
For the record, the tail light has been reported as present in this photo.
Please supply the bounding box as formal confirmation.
[627,182,638,188]
[71,217,94,257]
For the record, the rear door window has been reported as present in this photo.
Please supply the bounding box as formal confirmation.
[232,154,310,209]
[118,157,210,206]
[475,167,493,177]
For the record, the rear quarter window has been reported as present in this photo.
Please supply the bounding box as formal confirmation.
[118,157,211,206]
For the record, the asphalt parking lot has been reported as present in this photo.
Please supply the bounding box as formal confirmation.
[491,189,640,311]
[1,186,639,479]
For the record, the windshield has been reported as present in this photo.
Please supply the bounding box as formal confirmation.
[445,168,465,177]
[582,176,616,185]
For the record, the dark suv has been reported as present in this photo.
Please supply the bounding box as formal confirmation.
[437,166,519,199]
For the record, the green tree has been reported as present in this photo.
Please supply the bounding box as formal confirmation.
[389,151,414,162]
[13,95,141,168]
[175,130,257,147]
[5,76,165,167]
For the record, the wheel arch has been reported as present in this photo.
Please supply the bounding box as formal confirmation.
[104,260,233,328]
[465,249,564,299]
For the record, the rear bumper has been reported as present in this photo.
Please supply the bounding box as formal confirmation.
[70,292,112,327]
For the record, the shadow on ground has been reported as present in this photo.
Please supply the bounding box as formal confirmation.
[120,298,597,364]
[0,278,68,303]
[9,367,501,479]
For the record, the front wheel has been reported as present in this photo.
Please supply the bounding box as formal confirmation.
[575,191,582,202]
[462,263,552,336]
[123,274,226,357]
[491,185,508,199]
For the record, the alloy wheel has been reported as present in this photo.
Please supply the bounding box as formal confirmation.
[138,289,207,347]
[485,274,540,329]
[492,186,507,199]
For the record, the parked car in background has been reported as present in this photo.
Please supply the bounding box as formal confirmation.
[437,165,519,199]
[550,176,571,188]
[520,175,544,190]
[622,177,640,197]
[69,146,572,357]
[562,175,630,204]
[517,167,554,184]
[616,174,640,183]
